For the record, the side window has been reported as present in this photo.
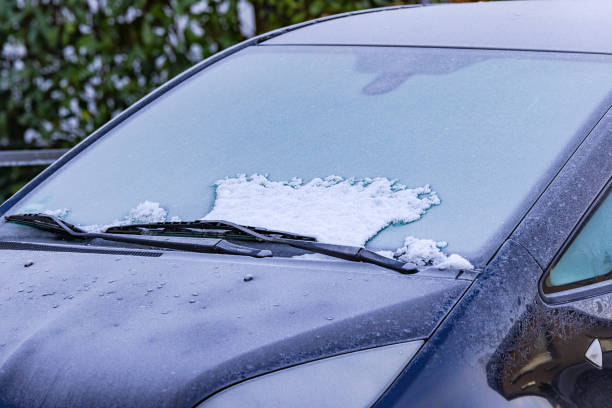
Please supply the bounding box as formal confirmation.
[542,185,611,296]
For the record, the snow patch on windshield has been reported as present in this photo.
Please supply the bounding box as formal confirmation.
[125,200,168,224]
[82,200,170,232]
[393,236,473,270]
[291,253,343,262]
[42,208,70,218]
[203,174,440,247]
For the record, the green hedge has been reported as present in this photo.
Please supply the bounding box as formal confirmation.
[0,0,458,200]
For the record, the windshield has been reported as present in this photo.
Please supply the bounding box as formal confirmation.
[3,46,612,264]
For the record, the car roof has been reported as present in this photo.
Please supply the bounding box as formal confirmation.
[264,0,612,55]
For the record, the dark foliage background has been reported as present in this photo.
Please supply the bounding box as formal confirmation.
[0,0,481,201]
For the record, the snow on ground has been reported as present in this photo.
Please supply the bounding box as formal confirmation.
[203,174,440,247]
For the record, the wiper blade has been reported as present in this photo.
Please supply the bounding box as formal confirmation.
[5,214,417,273]
[109,218,417,274]
[5,213,272,258]
[105,220,317,242]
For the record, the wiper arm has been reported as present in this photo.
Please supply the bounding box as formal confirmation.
[277,239,418,274]
[5,213,272,258]
[108,219,418,274]
[5,214,417,273]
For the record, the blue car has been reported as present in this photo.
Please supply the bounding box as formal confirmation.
[1,1,611,407]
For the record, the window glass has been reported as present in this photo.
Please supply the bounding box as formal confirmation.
[546,189,612,288]
[3,47,612,262]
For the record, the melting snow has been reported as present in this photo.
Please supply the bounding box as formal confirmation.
[291,253,342,262]
[203,174,439,247]
[393,237,473,270]
[81,201,170,232]
[28,176,473,270]
[42,208,70,219]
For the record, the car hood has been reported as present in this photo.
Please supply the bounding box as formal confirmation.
[0,244,470,407]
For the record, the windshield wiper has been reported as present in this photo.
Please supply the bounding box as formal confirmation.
[102,219,419,274]
[105,220,318,242]
[5,214,418,274]
[4,213,272,258]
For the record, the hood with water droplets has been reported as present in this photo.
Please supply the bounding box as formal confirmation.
[0,246,468,407]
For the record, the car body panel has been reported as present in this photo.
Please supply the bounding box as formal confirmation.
[0,249,468,407]
[265,1,612,55]
[513,108,612,270]
[376,104,612,407]
[0,2,611,407]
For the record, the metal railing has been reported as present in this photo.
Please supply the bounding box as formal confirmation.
[0,149,69,167]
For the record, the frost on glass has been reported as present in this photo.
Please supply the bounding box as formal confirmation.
[200,341,423,408]
[25,173,473,269]
[7,46,612,261]
[547,191,612,287]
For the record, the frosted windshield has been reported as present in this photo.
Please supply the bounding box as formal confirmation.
[6,46,612,261]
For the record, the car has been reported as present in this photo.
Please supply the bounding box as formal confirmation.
[1,1,611,407]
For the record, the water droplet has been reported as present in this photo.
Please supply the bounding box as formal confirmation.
[113,323,119,327]
[99,292,105,297]
[116,297,123,301]
[273,303,279,307]
[157,285,164,289]
[191,293,199,297]
[161,310,170,315]
[52,304,59,308]
[17,289,24,293]
[24,261,34,268]
[146,289,154,293]
[326,316,334,321]
[26,289,33,293]
[41,292,55,297]
[173,294,180,298]
[65,295,74,300]
[106,291,115,295]
[243,274,254,282]
[189,299,196,304]
[108,280,117,283]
